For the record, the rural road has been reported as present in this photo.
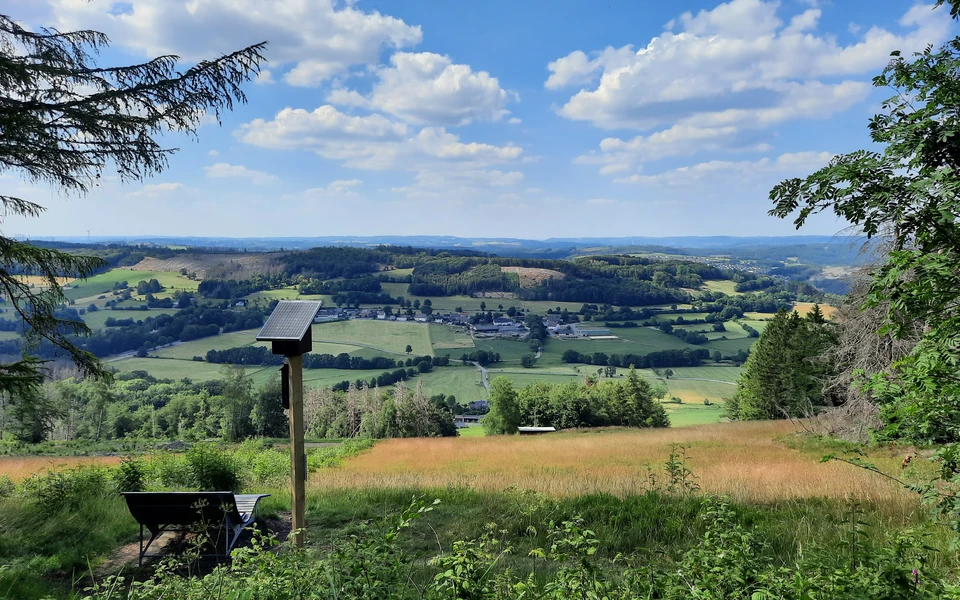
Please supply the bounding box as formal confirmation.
[469,361,490,391]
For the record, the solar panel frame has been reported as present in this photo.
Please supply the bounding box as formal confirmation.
[256,301,322,342]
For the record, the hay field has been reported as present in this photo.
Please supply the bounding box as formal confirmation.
[793,302,839,319]
[311,421,916,509]
[0,456,122,481]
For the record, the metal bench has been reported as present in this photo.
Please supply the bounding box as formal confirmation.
[121,491,270,565]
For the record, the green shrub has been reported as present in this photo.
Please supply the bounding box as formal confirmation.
[19,466,111,513]
[114,456,146,492]
[186,443,239,491]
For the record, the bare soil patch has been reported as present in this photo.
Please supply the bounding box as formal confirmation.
[124,253,286,280]
[501,266,565,288]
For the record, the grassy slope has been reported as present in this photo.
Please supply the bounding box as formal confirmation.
[311,320,432,355]
[64,270,199,303]
[81,308,176,331]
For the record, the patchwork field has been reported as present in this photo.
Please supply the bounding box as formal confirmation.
[309,421,915,507]
[64,270,199,303]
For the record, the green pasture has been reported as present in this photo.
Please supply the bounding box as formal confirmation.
[457,425,485,436]
[428,324,475,350]
[311,320,432,355]
[662,366,742,382]
[148,330,392,362]
[64,269,198,302]
[417,367,488,401]
[107,357,260,382]
[662,401,727,427]
[471,338,534,363]
[150,329,263,359]
[739,319,769,333]
[379,282,410,298]
[656,377,736,403]
[704,337,757,355]
[81,308,176,331]
[701,280,741,295]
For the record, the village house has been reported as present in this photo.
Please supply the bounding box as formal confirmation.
[414,312,429,322]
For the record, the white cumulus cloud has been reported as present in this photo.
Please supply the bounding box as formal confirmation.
[328,52,511,126]
[547,0,949,132]
[204,163,277,184]
[43,0,423,86]
[131,182,184,197]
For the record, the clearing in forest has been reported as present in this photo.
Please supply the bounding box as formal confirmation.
[500,266,565,287]
[126,252,285,280]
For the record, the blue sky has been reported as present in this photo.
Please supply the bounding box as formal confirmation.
[7,0,956,239]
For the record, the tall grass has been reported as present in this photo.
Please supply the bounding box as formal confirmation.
[310,421,922,517]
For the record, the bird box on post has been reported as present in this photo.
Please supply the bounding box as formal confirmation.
[256,300,321,548]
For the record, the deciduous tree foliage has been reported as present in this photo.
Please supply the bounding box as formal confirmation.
[0,14,265,395]
[484,377,521,435]
[769,1,960,441]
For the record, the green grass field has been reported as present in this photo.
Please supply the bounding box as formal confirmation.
[704,336,757,355]
[418,367,488,401]
[658,377,736,403]
[663,401,727,426]
[311,320,433,355]
[428,324,475,350]
[81,308,176,331]
[64,269,199,302]
[701,280,741,295]
[471,338,534,363]
[662,366,742,382]
[151,329,263,359]
[108,357,261,382]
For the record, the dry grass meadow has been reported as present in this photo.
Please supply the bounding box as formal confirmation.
[312,421,920,513]
[0,455,123,481]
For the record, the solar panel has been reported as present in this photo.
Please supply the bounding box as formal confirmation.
[256,301,322,341]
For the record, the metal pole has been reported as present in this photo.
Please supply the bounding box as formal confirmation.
[287,354,306,547]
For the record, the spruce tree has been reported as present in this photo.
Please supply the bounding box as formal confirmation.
[0,14,265,396]
[729,308,836,420]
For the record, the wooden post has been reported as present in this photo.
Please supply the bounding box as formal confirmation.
[287,354,306,547]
